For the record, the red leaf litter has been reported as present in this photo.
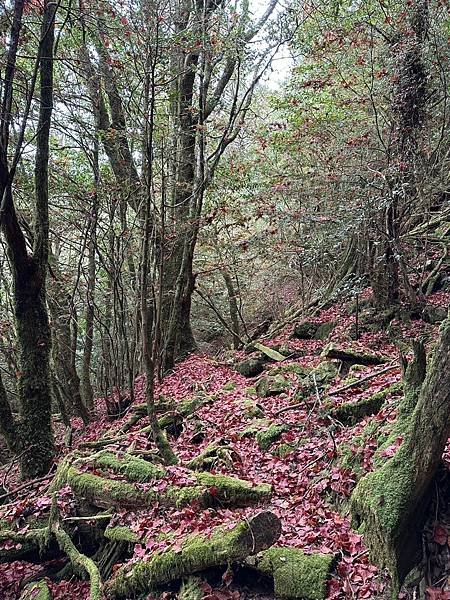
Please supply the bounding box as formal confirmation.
[1,291,449,599]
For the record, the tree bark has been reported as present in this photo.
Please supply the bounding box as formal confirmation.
[351,314,450,590]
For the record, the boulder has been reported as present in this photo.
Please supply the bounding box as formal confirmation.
[237,357,265,377]
[256,375,290,398]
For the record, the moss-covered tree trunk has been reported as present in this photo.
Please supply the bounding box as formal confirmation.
[0,0,57,479]
[351,315,450,591]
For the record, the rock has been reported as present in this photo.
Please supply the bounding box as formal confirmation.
[314,322,335,340]
[255,375,290,398]
[267,363,310,378]
[307,361,338,390]
[236,358,265,377]
[292,321,318,340]
[253,342,287,362]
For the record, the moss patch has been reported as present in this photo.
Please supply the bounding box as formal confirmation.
[253,547,335,599]
[256,425,289,451]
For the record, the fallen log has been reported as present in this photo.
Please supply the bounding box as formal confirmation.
[53,523,103,600]
[246,547,336,600]
[330,382,403,426]
[105,511,281,599]
[68,468,270,510]
[321,343,387,366]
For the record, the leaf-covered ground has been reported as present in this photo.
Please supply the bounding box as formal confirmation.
[1,292,450,599]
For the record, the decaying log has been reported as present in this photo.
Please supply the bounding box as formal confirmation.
[106,511,281,599]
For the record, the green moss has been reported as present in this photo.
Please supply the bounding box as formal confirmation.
[267,364,310,377]
[274,443,295,458]
[242,398,264,418]
[333,382,403,426]
[107,513,280,599]
[351,445,415,590]
[194,472,272,504]
[179,577,204,600]
[256,375,290,398]
[238,418,270,438]
[256,425,289,451]
[92,451,165,482]
[19,580,52,600]
[222,381,236,392]
[307,362,338,390]
[255,547,335,599]
[104,525,140,543]
[67,465,270,509]
[244,386,257,396]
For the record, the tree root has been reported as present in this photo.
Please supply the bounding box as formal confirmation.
[53,524,103,600]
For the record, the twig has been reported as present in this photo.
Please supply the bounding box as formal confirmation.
[0,473,53,502]
[327,363,398,396]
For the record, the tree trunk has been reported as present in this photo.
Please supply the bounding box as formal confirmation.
[351,314,450,591]
[15,260,55,478]
[372,0,428,309]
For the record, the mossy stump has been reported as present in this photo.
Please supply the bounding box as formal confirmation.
[247,547,335,600]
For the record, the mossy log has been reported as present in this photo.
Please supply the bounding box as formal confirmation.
[321,343,387,366]
[65,463,271,510]
[331,382,403,426]
[0,525,52,562]
[246,547,336,599]
[106,511,281,599]
[351,320,450,592]
[186,443,236,471]
[104,525,140,544]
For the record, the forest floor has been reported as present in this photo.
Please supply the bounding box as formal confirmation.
[1,292,450,599]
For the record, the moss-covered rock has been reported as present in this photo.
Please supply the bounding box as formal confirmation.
[292,321,318,340]
[255,375,290,397]
[256,425,289,451]
[106,511,282,599]
[236,358,265,377]
[314,322,335,340]
[222,381,236,392]
[248,547,335,599]
[307,361,338,390]
[242,398,264,418]
[267,363,310,378]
